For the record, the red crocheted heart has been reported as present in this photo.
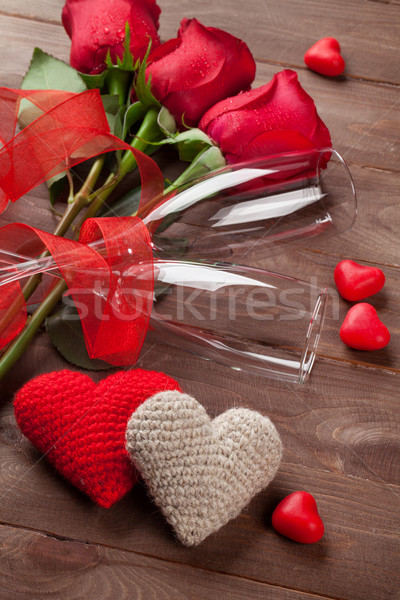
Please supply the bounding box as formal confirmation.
[14,369,181,508]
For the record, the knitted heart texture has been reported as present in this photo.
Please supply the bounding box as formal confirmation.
[14,369,181,508]
[126,391,283,546]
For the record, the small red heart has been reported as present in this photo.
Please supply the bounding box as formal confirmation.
[334,259,385,301]
[340,303,390,351]
[304,37,345,77]
[272,491,324,543]
[14,369,181,507]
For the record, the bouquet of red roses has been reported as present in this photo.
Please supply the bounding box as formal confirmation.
[0,0,334,380]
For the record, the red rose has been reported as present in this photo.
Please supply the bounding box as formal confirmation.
[199,69,331,163]
[145,18,256,127]
[62,0,161,74]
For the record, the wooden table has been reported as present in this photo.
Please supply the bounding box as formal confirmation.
[1,1,399,598]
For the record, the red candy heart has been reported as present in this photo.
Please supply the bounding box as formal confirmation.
[14,369,181,507]
[340,303,390,351]
[304,37,345,77]
[334,259,385,301]
[272,491,324,543]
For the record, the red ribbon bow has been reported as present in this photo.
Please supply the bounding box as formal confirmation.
[0,88,163,364]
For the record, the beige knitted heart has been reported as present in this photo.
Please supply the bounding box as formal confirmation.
[126,391,282,546]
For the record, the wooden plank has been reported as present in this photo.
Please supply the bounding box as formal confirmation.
[253,64,400,173]
[0,523,335,600]
[2,0,400,84]
[1,158,399,269]
[1,166,399,377]
[2,335,400,484]
[1,343,399,600]
[1,339,400,483]
[313,167,400,264]
[0,431,399,600]
[261,250,400,372]
[1,14,399,172]
[158,0,400,85]
[0,15,70,86]
[0,3,398,599]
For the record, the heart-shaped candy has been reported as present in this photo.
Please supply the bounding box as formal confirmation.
[334,260,385,301]
[340,303,390,350]
[126,391,282,546]
[272,491,324,543]
[304,37,345,77]
[14,369,181,507]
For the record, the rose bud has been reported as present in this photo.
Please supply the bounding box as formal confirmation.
[62,0,161,74]
[199,69,331,163]
[145,18,256,127]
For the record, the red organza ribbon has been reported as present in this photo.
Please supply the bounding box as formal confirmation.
[0,87,163,364]
[0,217,153,365]
[0,87,164,212]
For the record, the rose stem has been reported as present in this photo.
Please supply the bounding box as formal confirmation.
[0,279,67,379]
[80,105,161,222]
[136,148,218,218]
[108,68,132,106]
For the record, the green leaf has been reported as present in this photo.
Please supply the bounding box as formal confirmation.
[105,47,114,70]
[48,172,68,206]
[114,104,126,140]
[163,129,213,147]
[158,128,214,162]
[114,101,147,141]
[157,106,177,136]
[134,41,161,109]
[123,102,147,139]
[79,70,109,91]
[117,22,135,71]
[98,185,142,217]
[21,48,87,92]
[101,94,120,131]
[174,147,226,184]
[102,94,120,115]
[46,304,113,370]
[19,47,87,139]
[177,131,214,162]
[105,22,135,71]
[113,101,147,164]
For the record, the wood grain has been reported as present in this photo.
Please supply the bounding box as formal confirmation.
[0,1,399,599]
[2,336,400,483]
[1,15,400,172]
[264,249,400,371]
[0,523,338,600]
[1,167,399,372]
[3,0,400,84]
[0,427,399,600]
